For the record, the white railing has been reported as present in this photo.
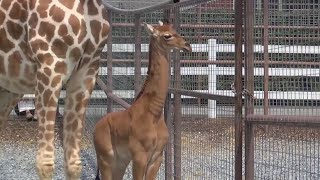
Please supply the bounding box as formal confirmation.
[24,39,320,118]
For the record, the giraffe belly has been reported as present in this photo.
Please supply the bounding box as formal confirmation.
[115,144,131,161]
[0,58,37,95]
[0,75,37,94]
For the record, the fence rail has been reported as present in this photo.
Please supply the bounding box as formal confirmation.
[102,40,319,118]
[23,40,320,118]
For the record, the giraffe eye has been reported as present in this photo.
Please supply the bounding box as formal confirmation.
[163,34,173,40]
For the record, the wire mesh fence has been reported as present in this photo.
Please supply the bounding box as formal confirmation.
[106,0,171,10]
[86,0,238,179]
[1,0,320,179]
[254,125,320,179]
[245,0,320,179]
[252,0,320,116]
[170,1,236,180]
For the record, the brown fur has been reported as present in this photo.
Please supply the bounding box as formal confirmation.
[94,21,192,180]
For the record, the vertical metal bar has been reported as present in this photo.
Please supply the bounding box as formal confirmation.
[278,0,283,11]
[163,8,173,180]
[263,0,269,115]
[257,0,262,11]
[106,11,113,113]
[244,0,255,179]
[163,8,171,21]
[245,0,254,116]
[196,6,202,108]
[245,122,254,180]
[172,7,182,180]
[234,0,244,179]
[134,14,142,97]
[164,93,173,180]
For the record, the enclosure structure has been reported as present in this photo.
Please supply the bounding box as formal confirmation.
[94,0,320,179]
[0,0,320,179]
[95,0,238,179]
[244,0,320,179]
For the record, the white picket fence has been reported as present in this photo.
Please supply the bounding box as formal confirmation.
[24,39,320,118]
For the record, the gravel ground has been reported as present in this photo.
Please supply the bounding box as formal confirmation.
[1,116,320,180]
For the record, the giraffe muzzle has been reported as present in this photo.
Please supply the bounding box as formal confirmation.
[182,42,192,52]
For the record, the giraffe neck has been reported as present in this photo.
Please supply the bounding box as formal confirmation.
[132,38,169,117]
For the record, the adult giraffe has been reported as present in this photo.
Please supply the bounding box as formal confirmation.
[0,0,109,179]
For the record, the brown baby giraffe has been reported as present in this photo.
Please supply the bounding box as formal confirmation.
[93,20,192,180]
[0,0,109,179]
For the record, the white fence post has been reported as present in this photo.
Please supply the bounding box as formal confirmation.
[208,39,217,118]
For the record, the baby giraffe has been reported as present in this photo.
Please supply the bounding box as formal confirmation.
[93,20,192,180]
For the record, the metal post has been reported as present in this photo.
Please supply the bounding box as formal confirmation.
[244,0,255,179]
[163,8,173,180]
[172,7,182,180]
[196,6,202,108]
[106,11,113,113]
[245,0,254,116]
[164,93,173,180]
[134,14,142,97]
[245,122,254,180]
[263,0,269,115]
[234,0,244,179]
[163,8,171,21]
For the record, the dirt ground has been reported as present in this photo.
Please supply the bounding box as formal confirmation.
[0,117,40,145]
[1,115,319,180]
[1,115,320,146]
[0,116,96,148]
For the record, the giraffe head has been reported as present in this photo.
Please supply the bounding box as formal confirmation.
[143,20,192,52]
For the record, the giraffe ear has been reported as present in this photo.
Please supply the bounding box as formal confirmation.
[143,22,159,37]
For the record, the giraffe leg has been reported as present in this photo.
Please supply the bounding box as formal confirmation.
[130,131,159,180]
[145,152,164,180]
[63,61,99,180]
[35,60,64,180]
[112,159,130,180]
[146,119,168,180]
[94,119,115,180]
[0,89,22,132]
[96,155,130,180]
[132,152,149,180]
[96,154,113,180]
